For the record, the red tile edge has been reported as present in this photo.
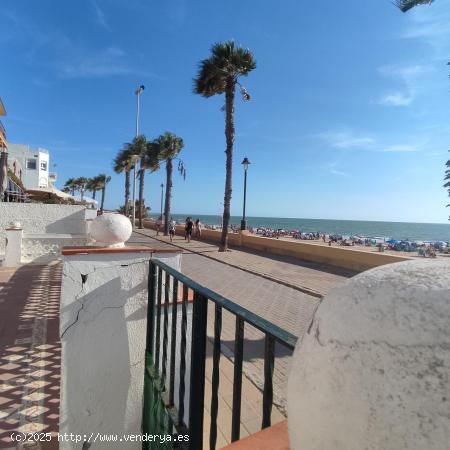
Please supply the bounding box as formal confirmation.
[61,246,182,256]
[220,420,290,450]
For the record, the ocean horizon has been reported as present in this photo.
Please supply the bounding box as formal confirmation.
[153,214,450,242]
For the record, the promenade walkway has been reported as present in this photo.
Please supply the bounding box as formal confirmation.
[0,263,61,449]
[130,229,353,413]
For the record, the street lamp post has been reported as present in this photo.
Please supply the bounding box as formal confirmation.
[160,183,164,219]
[240,157,250,231]
[132,84,145,228]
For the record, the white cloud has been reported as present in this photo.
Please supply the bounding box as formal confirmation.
[317,129,421,154]
[317,131,375,149]
[379,93,413,106]
[329,168,349,177]
[57,47,131,78]
[377,64,433,107]
[400,3,450,59]
[381,144,418,153]
[92,0,110,31]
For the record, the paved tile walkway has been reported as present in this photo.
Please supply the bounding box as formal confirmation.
[132,229,355,297]
[130,230,353,412]
[0,263,62,449]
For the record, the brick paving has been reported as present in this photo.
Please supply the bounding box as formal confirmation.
[129,230,353,412]
[132,229,355,297]
[0,263,61,449]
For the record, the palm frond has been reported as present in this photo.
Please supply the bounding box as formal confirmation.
[194,40,256,98]
[394,0,434,12]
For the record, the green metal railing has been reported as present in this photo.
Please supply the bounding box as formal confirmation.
[143,258,297,450]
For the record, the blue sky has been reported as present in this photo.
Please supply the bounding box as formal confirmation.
[1,0,450,223]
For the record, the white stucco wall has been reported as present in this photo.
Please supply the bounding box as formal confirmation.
[288,259,450,450]
[59,250,182,450]
[0,204,91,255]
[22,234,89,263]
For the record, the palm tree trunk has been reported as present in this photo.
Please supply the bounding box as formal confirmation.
[92,189,97,200]
[124,170,130,216]
[138,164,145,229]
[220,77,235,252]
[164,158,173,236]
[100,187,106,213]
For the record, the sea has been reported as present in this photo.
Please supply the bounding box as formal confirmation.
[156,214,450,243]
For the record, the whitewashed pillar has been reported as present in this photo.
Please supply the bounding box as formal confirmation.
[59,246,182,450]
[59,213,183,449]
[4,222,23,267]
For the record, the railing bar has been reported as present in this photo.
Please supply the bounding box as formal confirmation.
[262,334,275,429]
[188,292,208,450]
[231,317,244,442]
[162,271,170,385]
[178,284,188,426]
[209,303,222,450]
[142,260,157,442]
[154,267,163,371]
[169,279,178,406]
[146,260,157,357]
[149,259,297,349]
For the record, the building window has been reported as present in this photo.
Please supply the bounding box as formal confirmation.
[40,161,48,171]
[26,159,37,170]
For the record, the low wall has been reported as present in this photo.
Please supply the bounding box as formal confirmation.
[0,203,96,259]
[22,234,89,263]
[143,219,409,272]
[0,203,92,253]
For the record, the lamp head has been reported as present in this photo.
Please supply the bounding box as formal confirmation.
[241,157,251,171]
[135,85,145,95]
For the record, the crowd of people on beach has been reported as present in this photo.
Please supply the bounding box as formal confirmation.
[245,226,449,256]
[154,218,449,257]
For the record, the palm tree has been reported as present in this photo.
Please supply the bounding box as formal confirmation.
[126,136,150,228]
[113,146,138,216]
[87,177,101,201]
[63,178,78,196]
[194,41,256,251]
[394,0,434,12]
[74,177,89,202]
[154,132,186,236]
[96,174,111,213]
[137,141,161,229]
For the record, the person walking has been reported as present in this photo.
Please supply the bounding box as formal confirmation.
[186,217,194,243]
[155,216,162,236]
[169,218,176,242]
[184,217,189,240]
[195,218,202,238]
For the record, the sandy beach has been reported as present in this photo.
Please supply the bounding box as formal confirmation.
[275,235,450,259]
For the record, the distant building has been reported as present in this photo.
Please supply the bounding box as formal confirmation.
[7,143,57,189]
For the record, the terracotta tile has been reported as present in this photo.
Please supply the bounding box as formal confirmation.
[0,363,21,371]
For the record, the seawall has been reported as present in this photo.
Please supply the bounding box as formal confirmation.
[143,220,410,272]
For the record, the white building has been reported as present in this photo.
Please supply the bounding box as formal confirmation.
[7,143,57,189]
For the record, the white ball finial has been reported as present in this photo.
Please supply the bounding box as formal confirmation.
[89,213,132,248]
